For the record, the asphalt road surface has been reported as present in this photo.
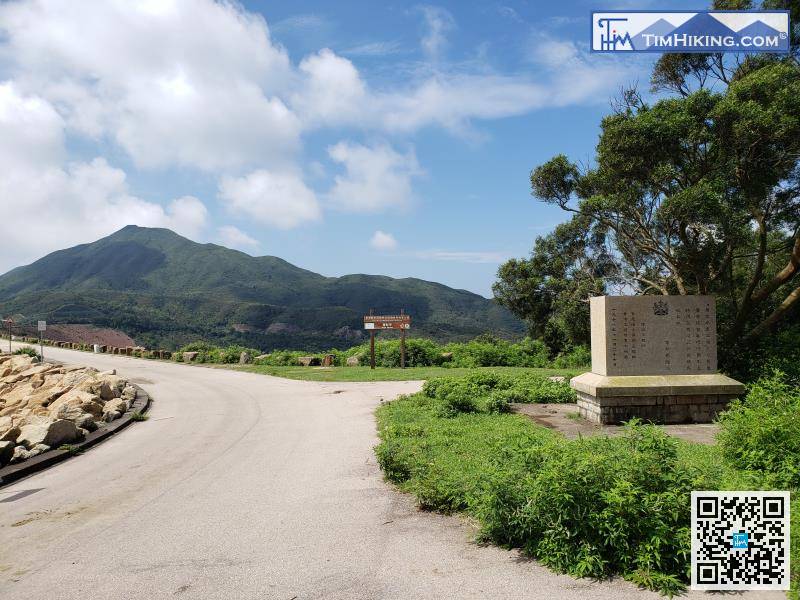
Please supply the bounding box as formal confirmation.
[0,345,784,599]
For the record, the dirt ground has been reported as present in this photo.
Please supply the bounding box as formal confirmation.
[512,402,720,445]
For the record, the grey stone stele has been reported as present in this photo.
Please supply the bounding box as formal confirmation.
[570,296,745,424]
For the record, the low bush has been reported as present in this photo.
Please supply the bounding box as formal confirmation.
[717,371,800,489]
[376,379,800,597]
[170,334,583,370]
[375,392,556,512]
[552,345,591,369]
[481,422,695,592]
[13,346,40,361]
[253,350,307,366]
[442,337,551,368]
[345,338,444,368]
[215,344,260,364]
[422,370,575,416]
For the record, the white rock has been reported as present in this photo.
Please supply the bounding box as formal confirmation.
[103,398,128,420]
[10,445,33,463]
[16,418,82,449]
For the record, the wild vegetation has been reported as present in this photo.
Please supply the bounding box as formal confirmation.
[493,5,800,378]
[376,370,799,596]
[172,335,591,370]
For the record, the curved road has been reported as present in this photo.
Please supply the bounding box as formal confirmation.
[0,345,782,599]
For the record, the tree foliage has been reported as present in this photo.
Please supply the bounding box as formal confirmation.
[495,23,800,368]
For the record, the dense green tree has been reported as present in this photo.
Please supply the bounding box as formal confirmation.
[495,13,800,366]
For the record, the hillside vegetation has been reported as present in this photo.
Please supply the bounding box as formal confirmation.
[0,226,523,350]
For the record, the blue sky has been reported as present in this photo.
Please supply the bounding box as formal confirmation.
[0,0,698,296]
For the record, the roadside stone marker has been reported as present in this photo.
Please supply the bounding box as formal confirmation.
[571,296,745,424]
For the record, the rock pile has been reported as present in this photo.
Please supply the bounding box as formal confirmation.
[0,353,138,467]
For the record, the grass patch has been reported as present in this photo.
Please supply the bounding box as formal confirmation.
[376,372,800,596]
[130,411,149,421]
[58,444,83,456]
[211,364,582,382]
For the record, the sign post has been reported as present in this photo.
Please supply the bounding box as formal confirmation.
[38,320,46,362]
[3,318,12,353]
[400,309,406,369]
[363,310,411,370]
[370,330,376,369]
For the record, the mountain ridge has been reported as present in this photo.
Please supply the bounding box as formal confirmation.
[0,226,523,350]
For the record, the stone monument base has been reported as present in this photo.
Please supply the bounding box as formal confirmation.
[570,373,745,425]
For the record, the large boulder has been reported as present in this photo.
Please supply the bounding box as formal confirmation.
[103,398,130,422]
[1,424,20,443]
[48,394,104,423]
[346,355,361,367]
[76,377,115,401]
[239,351,252,364]
[297,356,321,367]
[183,351,199,363]
[16,418,82,449]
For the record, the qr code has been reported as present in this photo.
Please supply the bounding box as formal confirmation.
[691,491,790,590]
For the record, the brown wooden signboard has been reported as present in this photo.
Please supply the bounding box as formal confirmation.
[363,314,411,330]
[363,311,411,369]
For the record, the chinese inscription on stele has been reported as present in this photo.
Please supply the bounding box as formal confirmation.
[590,295,716,377]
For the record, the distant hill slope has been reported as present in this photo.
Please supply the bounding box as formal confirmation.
[0,226,523,350]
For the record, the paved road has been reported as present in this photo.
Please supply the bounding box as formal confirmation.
[0,345,783,599]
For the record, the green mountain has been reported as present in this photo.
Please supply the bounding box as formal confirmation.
[0,226,523,350]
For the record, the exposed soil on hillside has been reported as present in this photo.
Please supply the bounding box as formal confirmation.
[17,324,135,348]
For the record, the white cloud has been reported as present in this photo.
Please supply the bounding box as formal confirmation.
[270,14,328,34]
[218,170,321,229]
[0,0,649,272]
[293,49,367,127]
[327,142,422,213]
[0,0,298,171]
[370,231,398,251]
[0,82,209,273]
[528,34,582,68]
[289,48,640,138]
[217,225,260,252]
[0,0,642,173]
[416,5,455,59]
[342,41,403,57]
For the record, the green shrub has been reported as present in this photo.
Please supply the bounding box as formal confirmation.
[423,371,575,413]
[377,381,799,597]
[435,380,481,417]
[442,337,550,368]
[13,346,40,361]
[171,334,560,370]
[516,337,551,367]
[253,350,304,366]
[216,344,260,364]
[347,338,444,368]
[175,341,218,363]
[510,377,576,404]
[486,390,512,413]
[553,345,591,368]
[717,372,800,489]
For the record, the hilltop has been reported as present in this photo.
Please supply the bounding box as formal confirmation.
[0,226,523,350]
